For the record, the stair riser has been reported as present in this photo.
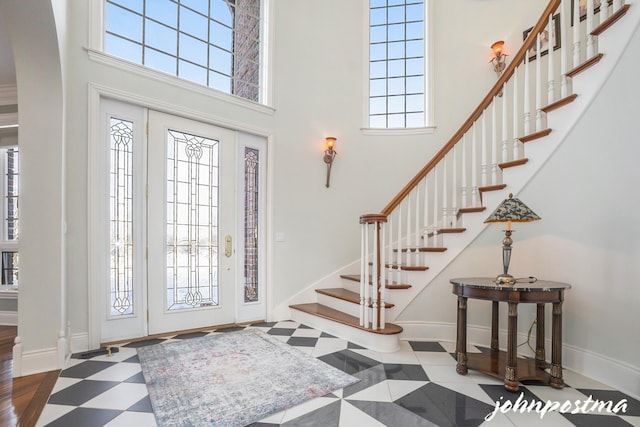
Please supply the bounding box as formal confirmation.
[317,293,360,317]
[290,309,400,353]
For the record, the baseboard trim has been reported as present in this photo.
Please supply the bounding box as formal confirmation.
[70,332,90,354]
[395,321,640,400]
[0,310,17,326]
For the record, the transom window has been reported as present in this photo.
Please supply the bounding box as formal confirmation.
[369,0,426,129]
[104,0,261,102]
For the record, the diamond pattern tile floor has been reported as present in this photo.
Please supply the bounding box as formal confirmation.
[37,321,640,426]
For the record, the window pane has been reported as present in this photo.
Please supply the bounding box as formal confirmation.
[370,61,387,79]
[370,115,387,128]
[406,112,425,127]
[106,3,143,42]
[370,0,386,7]
[146,0,178,28]
[209,45,232,75]
[406,75,424,93]
[180,6,208,41]
[145,20,177,55]
[145,48,177,74]
[406,94,424,111]
[388,23,405,41]
[407,57,424,75]
[388,5,405,24]
[370,8,387,25]
[211,0,234,26]
[388,77,405,95]
[105,34,143,63]
[388,95,405,113]
[370,79,387,96]
[406,3,424,21]
[388,113,405,128]
[209,71,232,92]
[388,41,405,59]
[370,43,387,61]
[370,26,387,43]
[179,60,207,85]
[108,0,143,14]
[181,0,209,15]
[406,39,423,57]
[210,21,233,51]
[370,97,387,115]
[179,33,207,66]
[387,59,404,77]
[406,21,424,39]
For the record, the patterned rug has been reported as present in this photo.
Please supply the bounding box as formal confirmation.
[137,328,359,427]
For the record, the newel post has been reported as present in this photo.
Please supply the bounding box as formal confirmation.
[359,214,388,329]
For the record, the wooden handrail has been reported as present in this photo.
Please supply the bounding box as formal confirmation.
[381,0,561,216]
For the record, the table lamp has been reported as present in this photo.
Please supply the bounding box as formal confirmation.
[484,193,541,285]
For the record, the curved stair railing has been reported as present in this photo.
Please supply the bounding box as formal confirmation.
[358,0,631,331]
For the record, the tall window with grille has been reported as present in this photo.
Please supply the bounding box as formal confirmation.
[104,0,262,102]
[1,147,18,286]
[369,0,426,129]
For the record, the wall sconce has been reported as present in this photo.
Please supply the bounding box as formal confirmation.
[323,137,337,188]
[490,40,508,78]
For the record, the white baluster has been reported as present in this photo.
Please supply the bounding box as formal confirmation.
[586,0,596,58]
[452,144,458,226]
[405,194,411,264]
[372,222,378,330]
[524,53,532,136]
[380,221,386,329]
[573,0,581,67]
[491,100,498,184]
[387,215,393,286]
[535,32,543,131]
[461,134,468,207]
[396,203,402,271]
[471,125,478,206]
[433,164,439,242]
[481,111,488,187]
[613,0,623,12]
[442,155,448,228]
[513,67,520,160]
[601,0,610,21]
[502,83,509,164]
[547,14,556,106]
[363,223,369,327]
[423,174,430,244]
[560,0,570,98]
[360,222,365,327]
[414,187,420,265]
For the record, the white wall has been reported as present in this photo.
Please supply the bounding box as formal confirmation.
[400,16,640,395]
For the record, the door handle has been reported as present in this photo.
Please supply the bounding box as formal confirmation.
[224,235,233,257]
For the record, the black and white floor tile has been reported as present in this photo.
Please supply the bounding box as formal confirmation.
[37,321,640,426]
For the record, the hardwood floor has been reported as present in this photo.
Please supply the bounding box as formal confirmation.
[0,326,59,427]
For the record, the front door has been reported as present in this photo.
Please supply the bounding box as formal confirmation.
[98,99,265,343]
[146,111,236,334]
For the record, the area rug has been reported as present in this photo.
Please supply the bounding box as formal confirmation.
[137,328,359,427]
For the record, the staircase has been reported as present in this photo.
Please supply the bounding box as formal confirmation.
[290,0,637,352]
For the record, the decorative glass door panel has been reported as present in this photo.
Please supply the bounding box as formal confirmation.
[147,111,235,334]
[166,130,219,311]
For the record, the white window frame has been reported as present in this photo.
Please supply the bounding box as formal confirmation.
[0,146,18,291]
[362,0,435,135]
[86,0,275,113]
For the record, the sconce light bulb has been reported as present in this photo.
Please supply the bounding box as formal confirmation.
[326,137,336,149]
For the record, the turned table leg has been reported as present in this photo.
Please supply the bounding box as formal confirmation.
[535,303,546,369]
[456,296,468,375]
[505,302,519,392]
[550,300,565,388]
[491,301,499,351]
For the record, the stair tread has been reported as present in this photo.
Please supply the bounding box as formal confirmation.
[499,158,529,169]
[316,288,395,308]
[341,274,412,289]
[290,303,403,335]
[395,247,447,253]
